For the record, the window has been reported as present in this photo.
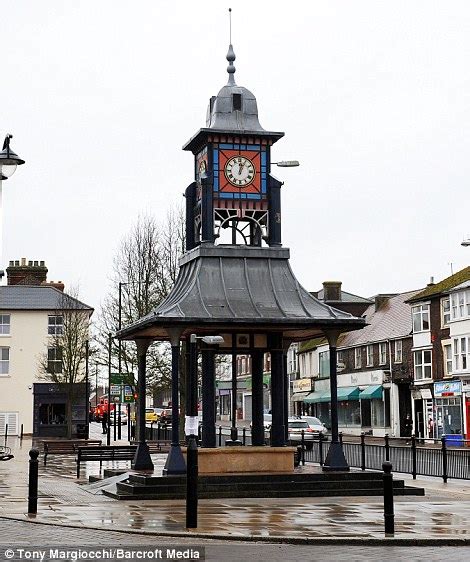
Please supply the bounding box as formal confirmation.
[414,349,432,381]
[48,315,63,335]
[337,351,343,364]
[394,340,402,363]
[379,343,387,365]
[0,348,9,375]
[412,304,430,332]
[355,347,362,369]
[442,297,451,326]
[444,344,452,376]
[47,347,63,374]
[319,351,330,378]
[0,315,10,335]
[453,337,469,372]
[451,290,470,321]
[366,345,374,367]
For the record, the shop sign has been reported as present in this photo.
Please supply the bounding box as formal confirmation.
[411,389,422,400]
[434,381,462,398]
[293,378,312,393]
[420,388,433,399]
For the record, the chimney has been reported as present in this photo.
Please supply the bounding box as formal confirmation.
[6,259,48,286]
[427,276,435,287]
[323,281,342,302]
[375,295,390,311]
[43,280,65,292]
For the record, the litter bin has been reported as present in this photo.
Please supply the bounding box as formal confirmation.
[76,424,87,439]
[445,434,464,447]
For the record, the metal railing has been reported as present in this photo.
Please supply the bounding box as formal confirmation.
[304,432,470,482]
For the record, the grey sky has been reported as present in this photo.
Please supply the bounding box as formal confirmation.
[2,1,469,311]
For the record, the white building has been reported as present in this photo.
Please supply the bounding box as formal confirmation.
[0,259,93,436]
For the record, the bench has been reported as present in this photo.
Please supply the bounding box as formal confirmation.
[43,439,102,466]
[130,440,173,453]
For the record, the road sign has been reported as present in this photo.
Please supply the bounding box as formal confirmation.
[110,373,134,385]
[110,384,121,397]
[123,385,134,403]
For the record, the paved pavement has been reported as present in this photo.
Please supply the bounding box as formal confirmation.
[2,427,470,560]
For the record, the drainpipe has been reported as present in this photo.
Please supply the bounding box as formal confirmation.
[387,340,399,437]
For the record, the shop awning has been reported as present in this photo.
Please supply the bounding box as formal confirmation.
[337,386,360,401]
[303,390,328,403]
[359,385,383,400]
[291,391,310,402]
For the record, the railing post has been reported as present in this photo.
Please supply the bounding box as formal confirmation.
[20,424,24,441]
[319,432,324,466]
[383,461,395,536]
[4,423,8,444]
[242,427,246,446]
[411,434,417,480]
[218,425,222,447]
[28,448,39,515]
[339,431,343,445]
[384,433,390,462]
[157,422,161,441]
[301,430,305,466]
[150,421,154,440]
[360,432,366,471]
[441,436,448,483]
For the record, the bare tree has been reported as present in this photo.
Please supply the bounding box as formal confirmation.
[38,287,92,438]
[97,209,185,394]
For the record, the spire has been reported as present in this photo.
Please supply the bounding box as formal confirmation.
[226,44,236,85]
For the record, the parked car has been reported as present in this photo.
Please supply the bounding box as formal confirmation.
[109,410,128,425]
[249,414,272,431]
[299,416,329,440]
[287,418,317,449]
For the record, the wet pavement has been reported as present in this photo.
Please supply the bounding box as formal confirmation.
[1,426,470,544]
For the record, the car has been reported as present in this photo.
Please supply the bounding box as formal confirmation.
[145,408,161,422]
[299,416,329,440]
[109,411,128,425]
[287,418,317,449]
[249,414,272,431]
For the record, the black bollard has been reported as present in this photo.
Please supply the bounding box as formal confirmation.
[441,436,448,484]
[383,461,394,536]
[28,448,40,515]
[360,432,366,471]
[411,434,417,480]
[242,427,246,446]
[186,435,198,528]
[218,425,222,447]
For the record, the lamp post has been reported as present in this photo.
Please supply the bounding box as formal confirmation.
[85,340,89,439]
[0,134,25,278]
[186,334,224,529]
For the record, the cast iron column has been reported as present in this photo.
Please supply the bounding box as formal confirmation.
[163,330,186,474]
[283,349,289,441]
[186,334,199,528]
[226,351,241,445]
[251,350,265,446]
[270,333,285,446]
[323,331,349,471]
[132,338,154,470]
[201,346,216,447]
[85,339,89,439]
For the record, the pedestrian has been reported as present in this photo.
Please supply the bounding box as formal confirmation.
[101,410,108,434]
[404,413,413,444]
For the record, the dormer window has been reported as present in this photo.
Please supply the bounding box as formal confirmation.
[232,93,242,111]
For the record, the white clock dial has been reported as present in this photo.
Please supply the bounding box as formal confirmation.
[224,156,255,187]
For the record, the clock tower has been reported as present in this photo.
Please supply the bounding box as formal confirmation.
[183,44,285,248]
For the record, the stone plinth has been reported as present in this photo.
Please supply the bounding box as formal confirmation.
[183,446,296,474]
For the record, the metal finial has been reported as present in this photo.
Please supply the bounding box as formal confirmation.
[226,9,236,85]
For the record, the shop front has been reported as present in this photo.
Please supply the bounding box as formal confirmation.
[291,378,313,416]
[433,381,463,438]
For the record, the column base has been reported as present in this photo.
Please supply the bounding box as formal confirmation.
[322,441,350,471]
[132,442,154,471]
[225,439,243,447]
[163,444,187,475]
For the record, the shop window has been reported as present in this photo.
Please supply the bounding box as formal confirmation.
[337,401,361,427]
[412,304,430,333]
[0,315,10,335]
[371,399,385,427]
[39,403,67,425]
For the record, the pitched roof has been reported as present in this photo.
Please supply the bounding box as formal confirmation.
[338,289,421,347]
[0,285,93,312]
[407,266,470,303]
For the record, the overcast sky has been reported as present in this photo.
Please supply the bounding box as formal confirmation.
[2,1,469,312]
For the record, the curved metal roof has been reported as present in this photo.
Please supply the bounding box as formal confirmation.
[118,245,365,342]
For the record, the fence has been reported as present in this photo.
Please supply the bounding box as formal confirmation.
[304,433,470,482]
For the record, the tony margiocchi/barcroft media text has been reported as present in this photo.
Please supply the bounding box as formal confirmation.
[2,547,204,560]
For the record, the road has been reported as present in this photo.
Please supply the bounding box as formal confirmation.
[1,518,470,562]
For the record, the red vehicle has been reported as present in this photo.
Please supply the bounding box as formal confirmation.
[93,396,116,422]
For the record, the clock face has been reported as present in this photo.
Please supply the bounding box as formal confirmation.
[224,156,256,187]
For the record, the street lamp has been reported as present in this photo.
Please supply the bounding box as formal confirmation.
[0,134,25,279]
[186,333,224,529]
